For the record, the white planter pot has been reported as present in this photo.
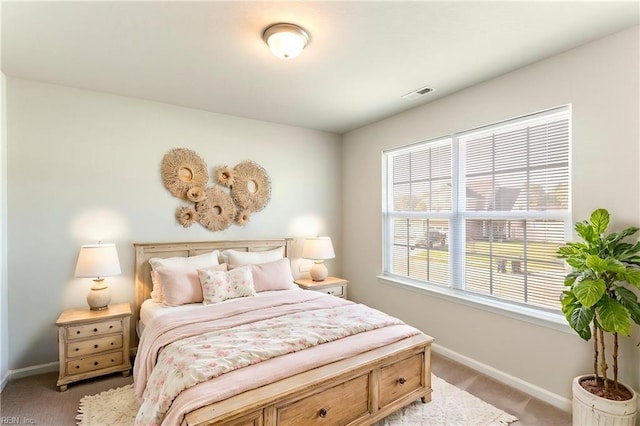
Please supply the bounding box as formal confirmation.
[573,375,638,426]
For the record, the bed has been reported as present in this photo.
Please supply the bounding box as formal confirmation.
[132,239,434,426]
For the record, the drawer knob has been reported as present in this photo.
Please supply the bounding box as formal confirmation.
[94,344,99,349]
[398,377,407,385]
[94,361,99,366]
[75,348,79,351]
[318,408,327,418]
[93,328,98,332]
[76,331,81,335]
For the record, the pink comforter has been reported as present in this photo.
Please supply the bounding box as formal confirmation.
[134,290,420,425]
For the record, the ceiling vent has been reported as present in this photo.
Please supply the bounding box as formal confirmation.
[401,86,435,101]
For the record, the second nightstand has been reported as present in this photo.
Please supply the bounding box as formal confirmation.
[56,303,132,391]
[294,276,348,299]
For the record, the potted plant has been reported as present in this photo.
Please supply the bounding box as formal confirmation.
[557,208,640,425]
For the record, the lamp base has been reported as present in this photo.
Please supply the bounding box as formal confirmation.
[89,304,109,311]
[87,278,111,311]
[309,261,329,281]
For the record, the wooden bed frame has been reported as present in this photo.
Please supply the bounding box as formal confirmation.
[133,239,434,426]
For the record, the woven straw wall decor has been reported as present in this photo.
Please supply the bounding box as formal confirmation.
[215,165,235,187]
[161,148,208,200]
[161,148,271,231]
[230,160,271,213]
[176,206,199,228]
[195,187,237,232]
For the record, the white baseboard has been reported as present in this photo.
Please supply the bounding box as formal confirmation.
[2,351,138,391]
[2,344,574,414]
[1,369,9,392]
[2,361,59,390]
[432,342,572,413]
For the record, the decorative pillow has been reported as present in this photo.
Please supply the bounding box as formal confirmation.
[198,266,256,304]
[148,250,220,301]
[221,247,284,266]
[152,264,227,306]
[230,258,294,292]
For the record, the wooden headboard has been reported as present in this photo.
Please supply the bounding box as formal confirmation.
[132,239,293,348]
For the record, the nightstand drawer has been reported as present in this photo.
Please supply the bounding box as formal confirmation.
[67,319,122,340]
[67,334,123,357]
[67,351,124,374]
[319,285,344,297]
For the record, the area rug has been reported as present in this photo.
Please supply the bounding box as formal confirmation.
[77,375,518,425]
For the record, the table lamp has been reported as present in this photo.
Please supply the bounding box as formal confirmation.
[302,237,335,281]
[75,243,121,311]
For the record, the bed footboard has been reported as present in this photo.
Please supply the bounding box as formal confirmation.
[185,333,433,426]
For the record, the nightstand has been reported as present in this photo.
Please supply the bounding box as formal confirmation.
[56,303,132,391]
[294,277,348,299]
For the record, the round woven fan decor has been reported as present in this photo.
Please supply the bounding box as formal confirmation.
[196,187,237,232]
[175,206,199,228]
[235,208,251,226]
[215,165,235,187]
[161,148,208,200]
[186,186,206,203]
[231,160,271,212]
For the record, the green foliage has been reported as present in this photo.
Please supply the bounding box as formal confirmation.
[573,278,605,308]
[557,209,640,389]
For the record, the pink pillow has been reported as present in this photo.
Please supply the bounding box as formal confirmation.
[148,250,220,301]
[228,258,294,292]
[248,258,295,292]
[198,266,256,304]
[153,264,227,306]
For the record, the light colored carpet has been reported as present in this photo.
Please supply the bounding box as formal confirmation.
[77,375,518,425]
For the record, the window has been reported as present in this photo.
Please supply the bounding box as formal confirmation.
[383,106,570,313]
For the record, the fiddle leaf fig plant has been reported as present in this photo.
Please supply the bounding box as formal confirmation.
[557,208,640,398]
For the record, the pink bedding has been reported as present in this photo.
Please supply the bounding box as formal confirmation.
[134,290,421,425]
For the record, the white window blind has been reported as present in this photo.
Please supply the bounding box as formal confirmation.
[384,106,570,312]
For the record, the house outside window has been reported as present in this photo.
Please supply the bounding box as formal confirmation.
[382,106,571,314]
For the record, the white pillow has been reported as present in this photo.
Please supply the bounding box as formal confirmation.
[149,250,220,269]
[222,247,284,265]
[198,266,256,304]
[148,250,220,301]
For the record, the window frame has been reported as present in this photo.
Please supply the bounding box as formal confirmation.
[381,105,572,329]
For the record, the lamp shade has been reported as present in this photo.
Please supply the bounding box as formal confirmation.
[302,237,335,260]
[75,244,121,278]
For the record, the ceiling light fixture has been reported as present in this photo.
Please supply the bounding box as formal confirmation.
[262,23,310,59]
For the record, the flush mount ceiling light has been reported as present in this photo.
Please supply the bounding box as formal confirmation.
[262,23,310,59]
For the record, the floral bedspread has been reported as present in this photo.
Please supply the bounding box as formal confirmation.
[136,302,405,425]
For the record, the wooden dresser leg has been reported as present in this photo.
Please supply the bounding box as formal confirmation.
[59,385,68,392]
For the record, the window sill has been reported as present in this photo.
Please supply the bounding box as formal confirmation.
[377,275,573,335]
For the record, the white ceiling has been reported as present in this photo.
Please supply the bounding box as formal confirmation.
[2,1,638,134]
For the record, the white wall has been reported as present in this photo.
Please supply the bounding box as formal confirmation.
[1,73,8,389]
[5,78,343,371]
[342,26,639,407]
